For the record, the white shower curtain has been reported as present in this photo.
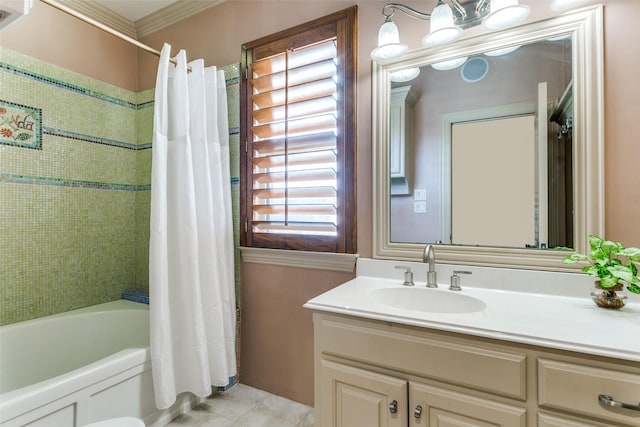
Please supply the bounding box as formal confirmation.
[149,43,236,410]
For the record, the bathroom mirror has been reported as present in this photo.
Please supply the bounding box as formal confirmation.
[372,5,604,270]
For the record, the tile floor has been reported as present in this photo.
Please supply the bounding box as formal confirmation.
[166,383,315,426]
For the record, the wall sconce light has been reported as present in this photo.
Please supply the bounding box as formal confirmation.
[390,67,421,82]
[482,0,530,31]
[422,0,463,48]
[483,44,521,56]
[431,56,468,70]
[371,0,531,61]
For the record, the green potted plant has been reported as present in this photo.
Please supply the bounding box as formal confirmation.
[563,235,640,309]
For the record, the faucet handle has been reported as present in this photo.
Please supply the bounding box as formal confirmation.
[450,270,472,291]
[394,265,415,286]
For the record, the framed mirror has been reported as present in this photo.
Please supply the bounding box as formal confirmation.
[372,5,604,271]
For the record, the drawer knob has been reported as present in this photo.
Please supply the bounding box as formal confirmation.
[414,404,423,419]
[598,394,640,412]
[389,400,398,414]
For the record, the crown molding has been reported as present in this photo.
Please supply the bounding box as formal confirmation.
[55,0,136,38]
[52,0,225,40]
[136,0,225,38]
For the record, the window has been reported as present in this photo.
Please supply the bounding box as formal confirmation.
[240,7,357,253]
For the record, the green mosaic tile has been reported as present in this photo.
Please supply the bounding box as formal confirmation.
[135,190,151,292]
[0,49,242,325]
[1,48,137,106]
[136,88,155,149]
[0,184,136,324]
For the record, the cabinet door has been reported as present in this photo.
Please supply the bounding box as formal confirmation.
[319,359,408,427]
[409,382,526,427]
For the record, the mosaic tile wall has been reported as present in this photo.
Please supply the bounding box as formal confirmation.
[0,48,241,325]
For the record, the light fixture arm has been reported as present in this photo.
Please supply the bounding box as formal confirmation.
[381,2,431,21]
[449,0,468,19]
[372,0,529,61]
[381,1,478,25]
[474,0,489,14]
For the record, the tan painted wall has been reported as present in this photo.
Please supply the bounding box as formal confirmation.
[240,263,353,405]
[4,0,639,408]
[0,0,138,91]
[138,0,640,406]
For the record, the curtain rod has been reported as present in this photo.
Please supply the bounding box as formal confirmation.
[39,0,190,71]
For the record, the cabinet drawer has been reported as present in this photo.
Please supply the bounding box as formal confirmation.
[538,411,612,427]
[317,315,526,399]
[538,359,640,425]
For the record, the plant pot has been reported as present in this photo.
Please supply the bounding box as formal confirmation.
[591,282,627,309]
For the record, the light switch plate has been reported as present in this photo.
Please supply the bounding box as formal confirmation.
[414,189,427,201]
[414,201,427,213]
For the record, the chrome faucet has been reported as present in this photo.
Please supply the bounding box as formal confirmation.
[394,265,415,286]
[423,244,437,288]
[449,270,472,291]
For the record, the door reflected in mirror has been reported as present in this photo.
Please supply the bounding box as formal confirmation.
[389,36,574,250]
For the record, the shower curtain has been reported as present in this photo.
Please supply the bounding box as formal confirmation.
[149,43,236,410]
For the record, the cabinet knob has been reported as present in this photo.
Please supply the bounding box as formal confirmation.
[414,404,423,419]
[389,400,398,414]
[598,394,640,412]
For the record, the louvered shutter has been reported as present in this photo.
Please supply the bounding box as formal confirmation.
[241,7,357,253]
[251,39,338,236]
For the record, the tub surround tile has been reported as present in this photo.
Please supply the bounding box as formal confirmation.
[1,48,241,325]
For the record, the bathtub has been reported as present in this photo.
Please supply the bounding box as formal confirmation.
[0,300,200,427]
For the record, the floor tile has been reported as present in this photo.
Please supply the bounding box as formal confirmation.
[165,383,314,427]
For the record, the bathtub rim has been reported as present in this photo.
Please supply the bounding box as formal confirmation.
[0,299,148,332]
[0,300,150,424]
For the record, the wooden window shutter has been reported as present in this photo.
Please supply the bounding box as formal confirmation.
[241,7,357,253]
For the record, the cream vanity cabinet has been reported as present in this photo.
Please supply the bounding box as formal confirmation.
[312,312,640,427]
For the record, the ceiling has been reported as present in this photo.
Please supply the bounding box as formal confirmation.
[94,0,178,22]
[53,0,223,39]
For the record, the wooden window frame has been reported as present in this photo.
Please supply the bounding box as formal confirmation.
[240,6,357,254]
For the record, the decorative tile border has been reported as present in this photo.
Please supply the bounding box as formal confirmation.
[43,127,140,150]
[0,100,42,149]
[137,100,154,110]
[0,62,139,110]
[0,173,149,191]
[0,173,238,190]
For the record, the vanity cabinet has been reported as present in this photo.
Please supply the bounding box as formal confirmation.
[312,312,640,427]
[320,360,407,426]
[319,360,526,427]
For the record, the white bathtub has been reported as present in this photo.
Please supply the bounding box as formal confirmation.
[0,300,199,427]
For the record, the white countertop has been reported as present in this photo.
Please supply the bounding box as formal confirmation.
[304,259,640,362]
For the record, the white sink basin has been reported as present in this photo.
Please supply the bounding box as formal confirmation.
[369,287,486,314]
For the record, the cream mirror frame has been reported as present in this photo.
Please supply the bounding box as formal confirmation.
[372,5,604,271]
